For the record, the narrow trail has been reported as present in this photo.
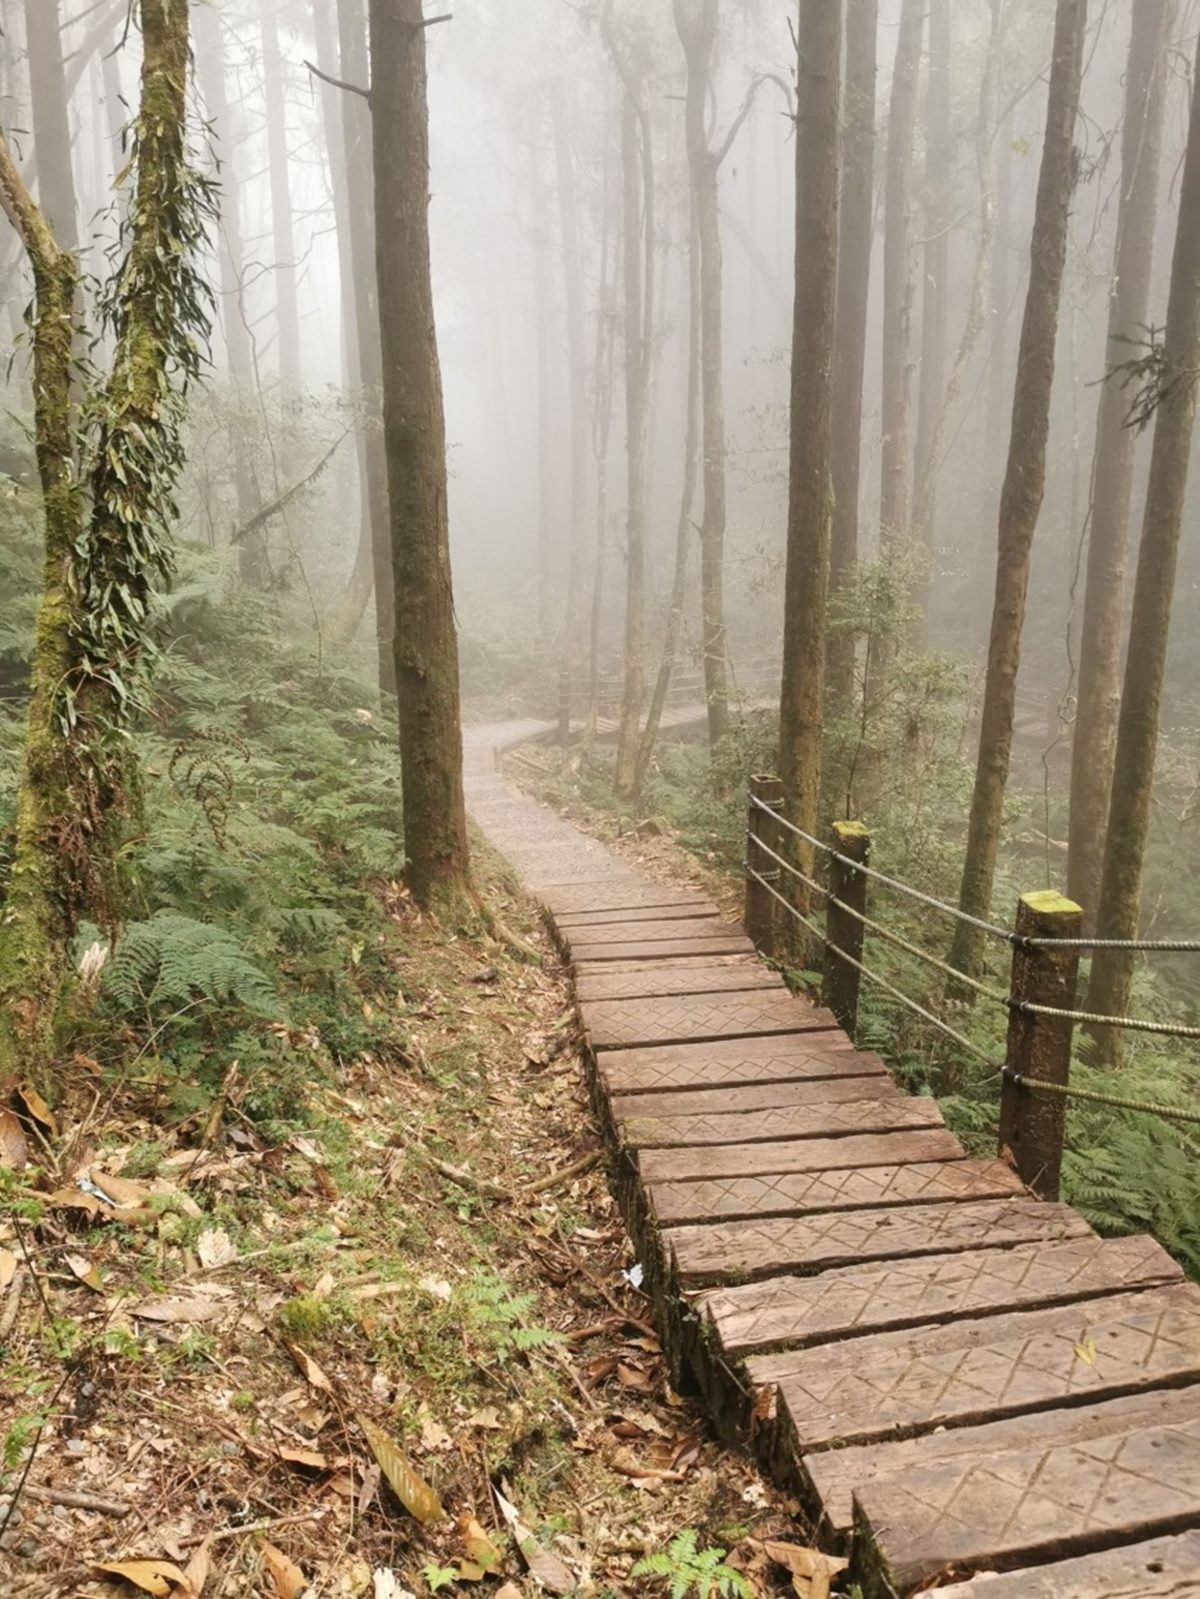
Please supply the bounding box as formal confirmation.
[463,721,1200,1598]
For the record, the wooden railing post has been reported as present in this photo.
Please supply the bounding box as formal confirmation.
[825,821,870,1036]
[745,775,784,957]
[999,890,1083,1201]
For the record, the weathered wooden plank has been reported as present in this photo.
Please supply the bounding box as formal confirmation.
[572,933,755,964]
[808,1385,1200,1537]
[540,881,710,916]
[765,1283,1200,1457]
[643,1128,965,1188]
[583,989,836,1047]
[935,1531,1200,1596]
[564,916,739,947]
[850,1392,1200,1594]
[596,1036,886,1096]
[621,1096,941,1149]
[666,1196,1089,1287]
[557,902,723,928]
[577,960,785,1003]
[613,1074,899,1123]
[651,1157,1022,1228]
[700,1234,1181,1358]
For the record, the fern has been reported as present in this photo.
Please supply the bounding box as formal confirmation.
[103,913,280,1017]
[632,1531,750,1599]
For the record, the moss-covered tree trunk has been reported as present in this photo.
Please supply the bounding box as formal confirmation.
[368,0,470,910]
[1067,0,1174,926]
[950,0,1087,978]
[0,0,207,1082]
[825,0,877,709]
[778,0,840,938]
[1086,20,1200,1057]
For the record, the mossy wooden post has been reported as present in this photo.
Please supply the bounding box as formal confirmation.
[826,820,870,1036]
[999,889,1083,1200]
[745,775,784,956]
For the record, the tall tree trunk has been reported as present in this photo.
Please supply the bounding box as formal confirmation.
[586,126,618,744]
[635,202,701,793]
[1067,0,1174,924]
[260,0,301,386]
[0,0,209,1082]
[675,0,730,745]
[826,0,877,708]
[778,0,840,913]
[553,86,590,725]
[610,66,653,797]
[368,0,469,908]
[23,0,78,252]
[878,0,923,549]
[337,0,395,693]
[1086,22,1200,1055]
[194,3,264,583]
[950,0,1087,978]
[530,131,555,646]
[912,0,951,634]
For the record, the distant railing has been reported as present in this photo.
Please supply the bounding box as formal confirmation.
[743,775,1200,1201]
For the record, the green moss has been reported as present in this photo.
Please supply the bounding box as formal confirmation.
[1021,888,1082,916]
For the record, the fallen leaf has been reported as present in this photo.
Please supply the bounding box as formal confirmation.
[460,1515,503,1574]
[311,1270,336,1298]
[287,1341,333,1393]
[0,1110,28,1169]
[182,1536,213,1599]
[373,1572,416,1599]
[90,1169,148,1208]
[65,1252,104,1292]
[196,1227,237,1269]
[616,1362,654,1391]
[468,1405,503,1430]
[760,1542,848,1584]
[417,1275,452,1302]
[419,1413,452,1452]
[0,1248,16,1290]
[358,1413,445,1523]
[16,1084,57,1138]
[260,1539,307,1599]
[133,1294,222,1324]
[1074,1337,1097,1366]
[279,1445,329,1470]
[94,1559,190,1597]
[493,1489,575,1594]
[495,1587,523,1599]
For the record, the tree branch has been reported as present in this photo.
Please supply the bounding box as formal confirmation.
[714,72,795,169]
[229,427,353,546]
[0,126,66,275]
[303,60,372,105]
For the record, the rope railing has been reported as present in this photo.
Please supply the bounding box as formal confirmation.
[743,774,1200,1202]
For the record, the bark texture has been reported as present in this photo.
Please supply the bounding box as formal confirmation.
[950,0,1087,978]
[1067,0,1174,924]
[23,0,79,252]
[826,0,877,708]
[260,0,301,385]
[368,0,470,908]
[1087,22,1200,1051]
[778,0,840,912]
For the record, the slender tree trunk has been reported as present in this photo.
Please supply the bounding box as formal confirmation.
[259,0,301,386]
[675,0,730,745]
[194,3,264,584]
[1086,23,1200,1054]
[611,75,653,796]
[878,0,923,548]
[635,203,701,793]
[1067,0,1174,923]
[553,86,590,724]
[950,0,1087,977]
[529,130,555,645]
[826,0,878,706]
[23,0,78,252]
[337,0,395,692]
[586,127,618,744]
[778,0,840,912]
[368,0,469,907]
[912,0,951,633]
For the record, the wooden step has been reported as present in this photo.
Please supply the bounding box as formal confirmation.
[848,1385,1200,1593]
[596,1035,886,1096]
[621,1096,941,1150]
[760,1283,1200,1457]
[643,1127,965,1188]
[556,902,723,928]
[563,916,741,947]
[650,1157,1022,1227]
[612,1073,899,1122]
[572,932,755,964]
[933,1530,1200,1596]
[577,959,784,1003]
[666,1196,1090,1287]
[540,881,711,915]
[698,1234,1181,1358]
[582,990,836,1048]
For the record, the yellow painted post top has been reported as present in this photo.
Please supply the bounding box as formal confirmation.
[833,820,870,841]
[1021,889,1082,917]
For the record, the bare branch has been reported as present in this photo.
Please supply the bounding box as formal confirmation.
[229,427,353,546]
[0,126,65,274]
[303,59,372,105]
[714,72,794,170]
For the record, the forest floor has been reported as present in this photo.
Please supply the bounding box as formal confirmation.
[0,834,808,1599]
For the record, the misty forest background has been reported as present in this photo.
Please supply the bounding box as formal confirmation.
[1,0,1200,1283]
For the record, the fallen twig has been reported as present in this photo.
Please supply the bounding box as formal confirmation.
[0,1266,26,1342]
[23,1484,130,1517]
[527,1150,601,1195]
[428,1155,509,1201]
